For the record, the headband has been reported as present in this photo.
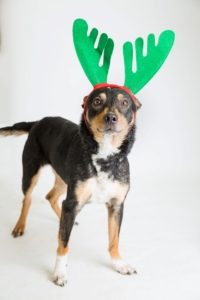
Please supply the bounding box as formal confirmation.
[73,18,175,97]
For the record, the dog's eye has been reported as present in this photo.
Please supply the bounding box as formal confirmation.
[121,99,129,107]
[93,97,102,107]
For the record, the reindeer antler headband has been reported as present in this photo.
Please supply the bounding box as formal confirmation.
[73,18,175,105]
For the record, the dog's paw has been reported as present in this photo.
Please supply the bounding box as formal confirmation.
[53,257,68,287]
[53,268,68,287]
[12,224,25,238]
[112,259,137,275]
[53,274,67,287]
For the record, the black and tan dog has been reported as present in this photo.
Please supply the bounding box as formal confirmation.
[0,85,141,286]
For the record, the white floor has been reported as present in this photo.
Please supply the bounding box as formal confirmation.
[0,138,200,300]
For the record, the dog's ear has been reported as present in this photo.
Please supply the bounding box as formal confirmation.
[132,97,142,110]
[135,98,142,110]
[82,96,88,109]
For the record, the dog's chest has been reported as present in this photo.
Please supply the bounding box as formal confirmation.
[89,169,115,204]
[89,141,120,204]
[76,149,128,205]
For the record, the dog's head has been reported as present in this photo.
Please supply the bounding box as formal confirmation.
[83,86,141,145]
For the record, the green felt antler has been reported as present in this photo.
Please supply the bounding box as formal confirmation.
[73,19,114,86]
[123,30,175,94]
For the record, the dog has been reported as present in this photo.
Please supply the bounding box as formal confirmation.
[0,85,141,286]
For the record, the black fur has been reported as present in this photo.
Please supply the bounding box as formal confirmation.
[0,121,36,134]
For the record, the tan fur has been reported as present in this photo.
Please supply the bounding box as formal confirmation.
[87,107,109,143]
[88,106,134,148]
[114,183,129,204]
[46,171,67,218]
[57,238,69,256]
[116,93,126,102]
[12,170,41,237]
[75,177,129,206]
[75,178,94,207]
[0,130,28,136]
[107,205,121,260]
[99,92,107,101]
[111,109,130,148]
[12,169,67,237]
[107,183,129,259]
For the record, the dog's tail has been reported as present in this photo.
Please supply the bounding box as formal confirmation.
[0,121,36,137]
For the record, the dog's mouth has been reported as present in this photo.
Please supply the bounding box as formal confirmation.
[97,126,122,134]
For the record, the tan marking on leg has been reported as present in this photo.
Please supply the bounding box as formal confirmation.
[114,183,129,204]
[46,172,67,218]
[12,170,40,237]
[57,238,69,256]
[107,206,121,260]
[75,178,95,207]
[107,184,137,275]
[107,183,129,259]
[108,203,137,275]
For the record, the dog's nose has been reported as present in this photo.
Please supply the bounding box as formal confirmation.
[104,112,118,124]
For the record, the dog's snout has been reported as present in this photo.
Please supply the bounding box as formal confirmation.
[104,112,118,124]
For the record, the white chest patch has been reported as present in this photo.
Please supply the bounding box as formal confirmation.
[89,171,116,204]
[76,171,128,206]
[75,135,128,206]
[89,136,120,204]
[93,134,120,160]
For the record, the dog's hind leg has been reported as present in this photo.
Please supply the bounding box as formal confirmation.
[12,167,41,237]
[46,172,67,218]
[12,137,42,238]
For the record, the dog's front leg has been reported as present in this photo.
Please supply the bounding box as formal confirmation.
[53,198,77,286]
[107,202,137,275]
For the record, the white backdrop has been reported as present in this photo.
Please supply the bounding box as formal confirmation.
[0,1,200,300]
